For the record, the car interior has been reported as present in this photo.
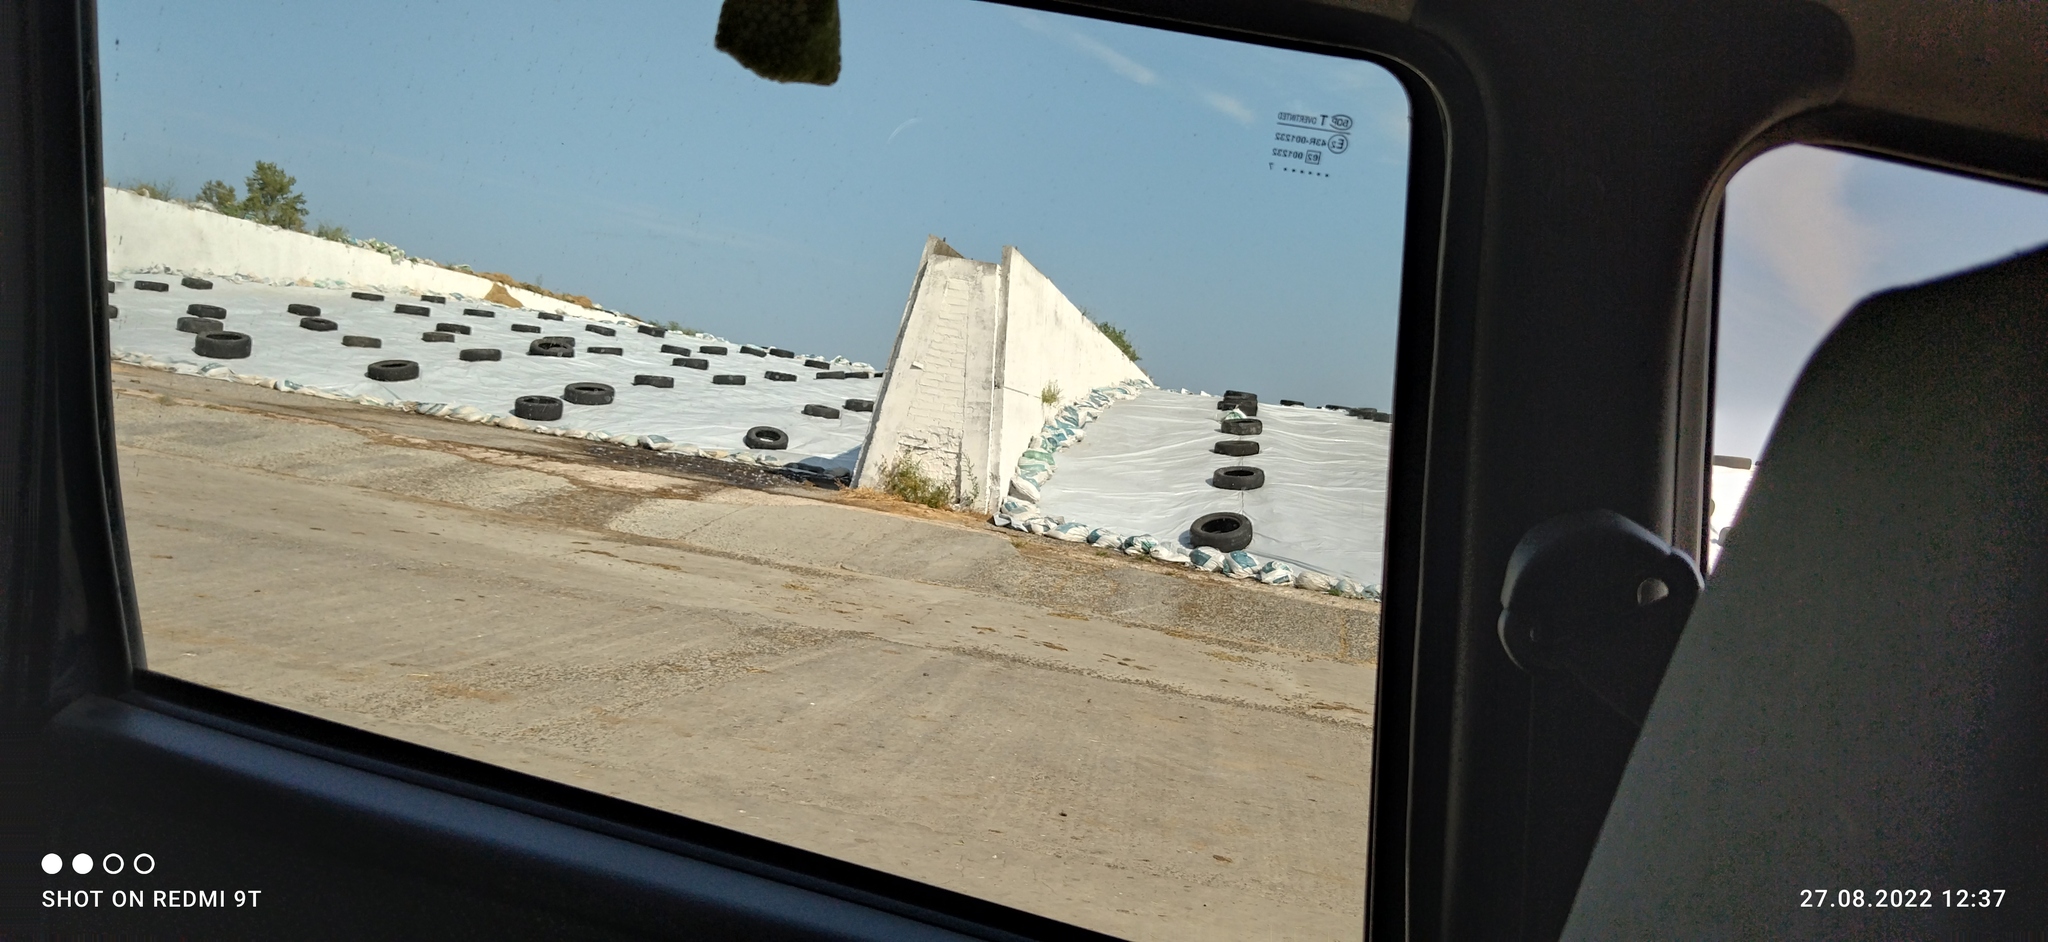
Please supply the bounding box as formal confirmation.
[7,0,2045,938]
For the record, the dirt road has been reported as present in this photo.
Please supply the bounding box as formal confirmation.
[113,365,1379,941]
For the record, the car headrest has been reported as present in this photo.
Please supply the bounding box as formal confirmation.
[1565,244,2048,937]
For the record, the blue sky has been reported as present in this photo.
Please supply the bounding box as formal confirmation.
[1720,145,2048,458]
[98,0,1412,411]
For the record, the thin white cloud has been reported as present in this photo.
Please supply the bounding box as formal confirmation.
[1199,91,1254,125]
[1726,145,1871,327]
[1066,32,1158,86]
[887,118,921,144]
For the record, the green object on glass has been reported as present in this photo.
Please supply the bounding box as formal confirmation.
[715,0,840,86]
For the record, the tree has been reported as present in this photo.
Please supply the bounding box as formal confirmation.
[197,161,309,231]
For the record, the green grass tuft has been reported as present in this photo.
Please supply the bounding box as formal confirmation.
[876,454,953,509]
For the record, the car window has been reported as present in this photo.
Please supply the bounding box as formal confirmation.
[98,2,1411,937]
[1712,144,2048,569]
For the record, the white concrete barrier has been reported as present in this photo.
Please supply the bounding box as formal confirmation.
[102,187,628,322]
[857,238,1149,510]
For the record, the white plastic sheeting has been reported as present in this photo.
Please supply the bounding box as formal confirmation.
[1028,390,1389,584]
[108,274,880,471]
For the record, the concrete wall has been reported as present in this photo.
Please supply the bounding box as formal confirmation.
[857,238,1148,511]
[991,246,1152,503]
[856,238,1003,499]
[103,187,626,322]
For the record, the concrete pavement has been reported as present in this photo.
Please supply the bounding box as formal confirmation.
[113,364,1379,941]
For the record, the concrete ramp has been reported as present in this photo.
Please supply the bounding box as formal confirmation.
[857,238,1148,510]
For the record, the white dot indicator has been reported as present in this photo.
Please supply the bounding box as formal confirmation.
[72,853,93,875]
[41,853,61,874]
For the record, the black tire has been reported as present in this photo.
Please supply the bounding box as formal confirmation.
[434,322,471,334]
[527,337,575,357]
[351,291,384,301]
[106,279,117,293]
[180,276,214,290]
[512,323,541,333]
[845,370,871,379]
[366,359,419,382]
[135,280,169,292]
[585,324,616,337]
[588,346,622,355]
[661,344,692,355]
[1213,440,1260,457]
[420,294,447,304]
[1210,466,1266,490]
[1221,417,1263,436]
[395,303,430,316]
[106,305,119,319]
[765,371,797,382]
[804,358,831,369]
[459,348,502,362]
[815,371,846,380]
[562,382,614,405]
[1372,414,1391,423]
[1279,399,1303,406]
[741,345,767,356]
[843,398,875,412]
[769,347,795,358]
[801,404,841,419]
[1218,398,1258,416]
[1223,389,1257,401]
[537,312,564,321]
[513,395,563,421]
[1189,512,1254,552]
[187,303,227,318]
[177,316,225,334]
[744,426,789,450]
[193,331,251,359]
[287,303,321,316]
[637,324,666,337]
[422,331,455,343]
[712,374,746,385]
[299,316,338,332]
[633,374,675,388]
[341,335,382,348]
[697,345,729,355]
[463,308,495,317]
[674,357,709,370]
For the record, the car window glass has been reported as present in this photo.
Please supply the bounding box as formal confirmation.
[1713,145,2048,569]
[98,2,1411,937]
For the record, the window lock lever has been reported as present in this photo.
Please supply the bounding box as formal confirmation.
[1498,510,1703,728]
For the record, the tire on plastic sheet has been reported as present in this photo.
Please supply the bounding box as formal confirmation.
[1189,512,1254,552]
[562,382,615,405]
[801,404,840,419]
[459,348,502,362]
[1213,440,1260,457]
[744,426,789,450]
[1221,417,1263,436]
[366,359,420,382]
[633,374,675,388]
[513,395,563,421]
[1210,466,1265,490]
[299,317,338,332]
[342,335,381,348]
[193,331,251,359]
[176,316,224,334]
[843,398,874,412]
